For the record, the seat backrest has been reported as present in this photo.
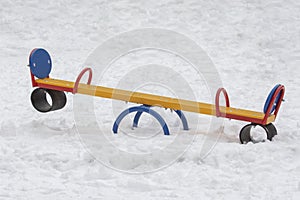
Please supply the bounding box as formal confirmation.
[29,48,52,79]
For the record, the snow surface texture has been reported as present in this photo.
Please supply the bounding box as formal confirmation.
[0,0,300,199]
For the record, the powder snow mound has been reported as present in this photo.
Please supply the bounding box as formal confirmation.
[1,0,300,199]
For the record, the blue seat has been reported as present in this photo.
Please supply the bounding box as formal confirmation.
[29,48,52,79]
[263,84,282,114]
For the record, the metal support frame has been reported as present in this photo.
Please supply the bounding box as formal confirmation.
[132,106,189,130]
[215,88,230,117]
[112,105,170,135]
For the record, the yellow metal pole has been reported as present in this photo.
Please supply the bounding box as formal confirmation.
[35,78,275,123]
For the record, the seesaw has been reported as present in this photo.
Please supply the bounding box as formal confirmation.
[28,48,285,144]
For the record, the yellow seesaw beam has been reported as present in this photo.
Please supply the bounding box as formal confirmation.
[35,78,275,124]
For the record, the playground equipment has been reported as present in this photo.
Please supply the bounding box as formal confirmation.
[28,48,285,144]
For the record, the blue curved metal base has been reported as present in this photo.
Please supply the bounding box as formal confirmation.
[112,105,170,135]
[133,107,189,130]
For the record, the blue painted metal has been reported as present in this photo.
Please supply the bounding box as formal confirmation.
[29,48,52,79]
[263,84,282,114]
[132,105,151,128]
[133,111,144,128]
[113,105,170,135]
[133,106,189,130]
[174,110,189,130]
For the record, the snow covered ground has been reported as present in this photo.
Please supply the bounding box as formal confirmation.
[0,0,300,199]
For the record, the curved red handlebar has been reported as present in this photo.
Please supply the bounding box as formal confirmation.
[215,88,230,117]
[73,68,93,94]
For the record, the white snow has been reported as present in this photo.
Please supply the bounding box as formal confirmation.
[0,0,300,199]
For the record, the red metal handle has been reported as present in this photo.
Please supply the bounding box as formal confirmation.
[73,68,93,94]
[215,88,230,117]
[262,85,285,124]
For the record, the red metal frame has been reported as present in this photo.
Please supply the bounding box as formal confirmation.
[214,86,285,125]
[215,88,230,117]
[30,71,38,87]
[221,113,268,125]
[262,85,285,125]
[35,82,74,93]
[30,67,93,94]
[29,48,38,87]
[73,67,93,94]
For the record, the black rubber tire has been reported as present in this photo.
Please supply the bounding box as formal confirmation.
[265,123,277,140]
[31,88,67,112]
[239,123,275,144]
[239,124,253,144]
